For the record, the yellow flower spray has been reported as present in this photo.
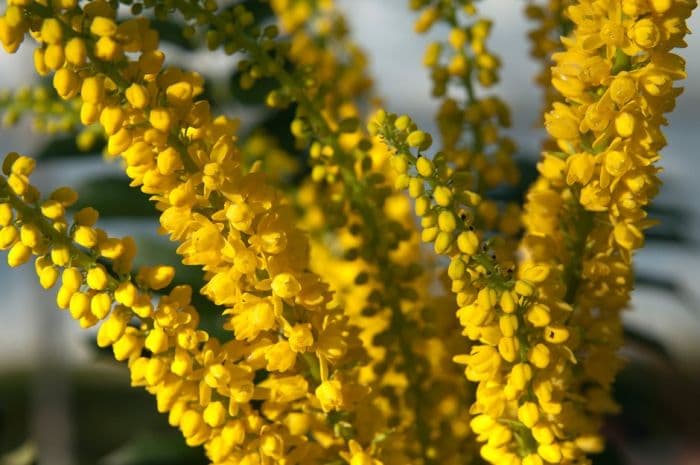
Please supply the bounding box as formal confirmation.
[0,0,697,464]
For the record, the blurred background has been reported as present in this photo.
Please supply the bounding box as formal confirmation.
[0,1,699,464]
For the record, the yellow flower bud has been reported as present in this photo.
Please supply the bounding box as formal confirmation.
[408,177,424,197]
[456,230,479,255]
[81,76,105,104]
[90,292,112,319]
[518,402,540,428]
[50,244,71,266]
[39,265,59,289]
[415,195,430,217]
[544,325,570,344]
[64,37,87,66]
[69,291,90,319]
[61,267,82,291]
[415,156,434,177]
[423,42,441,67]
[0,204,12,227]
[407,130,432,150]
[448,28,467,49]
[125,83,149,109]
[144,265,175,290]
[87,265,109,290]
[523,454,544,465]
[510,363,532,390]
[499,315,518,337]
[20,223,42,249]
[144,327,169,354]
[40,200,65,220]
[499,290,516,313]
[498,336,518,362]
[43,44,65,70]
[438,210,457,232]
[94,36,121,61]
[421,226,438,243]
[526,304,551,327]
[528,343,550,368]
[434,231,452,254]
[80,102,100,125]
[414,6,438,33]
[100,105,125,136]
[99,237,125,259]
[53,68,81,99]
[203,401,226,428]
[74,225,98,248]
[112,328,143,361]
[0,225,18,249]
[448,257,466,280]
[537,443,562,463]
[115,281,138,307]
[613,221,644,250]
[394,114,412,131]
[8,242,31,267]
[166,81,194,106]
[649,0,671,13]
[90,16,117,37]
[614,112,635,137]
[514,280,535,297]
[40,18,63,45]
[149,107,172,132]
[433,185,452,206]
[33,48,49,76]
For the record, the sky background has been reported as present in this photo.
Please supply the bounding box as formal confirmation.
[0,1,698,371]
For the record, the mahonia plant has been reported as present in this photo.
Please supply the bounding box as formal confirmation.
[0,0,696,464]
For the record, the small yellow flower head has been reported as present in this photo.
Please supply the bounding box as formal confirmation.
[149,107,172,133]
[315,379,344,412]
[271,272,301,298]
[64,37,87,66]
[528,343,550,369]
[456,230,479,256]
[8,242,31,267]
[40,18,63,45]
[288,323,314,352]
[125,83,149,109]
[53,68,81,99]
[433,185,452,207]
[142,265,175,290]
[202,401,226,428]
[407,130,432,150]
[94,36,121,61]
[87,265,110,290]
[415,156,434,177]
[90,292,112,319]
[90,16,117,37]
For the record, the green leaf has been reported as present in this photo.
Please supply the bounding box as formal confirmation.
[73,176,157,218]
[35,135,104,160]
[99,435,206,465]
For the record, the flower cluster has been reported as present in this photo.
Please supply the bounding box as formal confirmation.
[375,0,696,464]
[0,1,377,464]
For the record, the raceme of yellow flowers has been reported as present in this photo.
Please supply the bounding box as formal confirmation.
[0,0,695,465]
